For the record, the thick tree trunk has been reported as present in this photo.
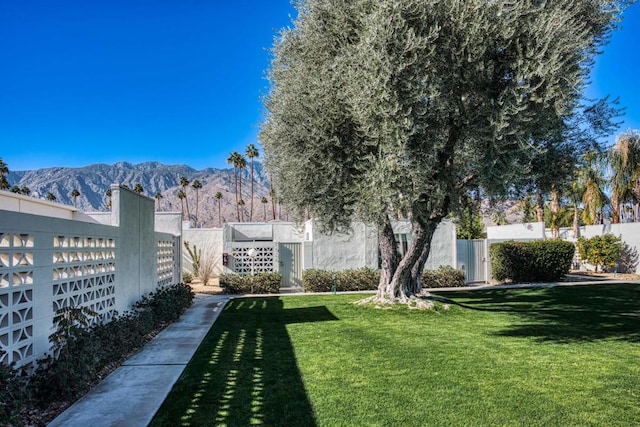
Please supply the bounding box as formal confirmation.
[572,203,579,239]
[536,191,544,223]
[376,217,399,298]
[386,218,439,301]
[611,190,620,224]
[408,239,432,294]
[550,188,560,238]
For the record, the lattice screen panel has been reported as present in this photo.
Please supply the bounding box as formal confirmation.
[51,235,117,322]
[157,239,176,286]
[0,289,34,365]
[0,233,35,365]
[231,245,276,275]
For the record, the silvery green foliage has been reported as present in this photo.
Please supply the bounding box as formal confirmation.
[262,0,627,297]
[261,0,626,235]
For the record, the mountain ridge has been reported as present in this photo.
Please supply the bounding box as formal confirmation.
[5,161,276,227]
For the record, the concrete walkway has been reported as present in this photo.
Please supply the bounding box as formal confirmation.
[48,293,231,427]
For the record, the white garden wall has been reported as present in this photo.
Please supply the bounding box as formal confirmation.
[0,188,181,368]
[486,221,640,274]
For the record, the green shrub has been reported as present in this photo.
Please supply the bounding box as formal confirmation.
[337,268,380,291]
[182,271,193,283]
[302,269,335,292]
[220,272,282,294]
[0,354,27,425]
[251,273,282,293]
[422,266,466,288]
[27,283,194,410]
[490,239,574,283]
[302,268,379,292]
[529,240,576,281]
[576,234,623,272]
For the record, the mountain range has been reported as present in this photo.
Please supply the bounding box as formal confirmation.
[5,161,280,227]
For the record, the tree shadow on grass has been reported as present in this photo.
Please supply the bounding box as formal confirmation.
[151,297,338,427]
[433,284,640,343]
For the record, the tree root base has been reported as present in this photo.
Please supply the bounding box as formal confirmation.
[354,291,450,311]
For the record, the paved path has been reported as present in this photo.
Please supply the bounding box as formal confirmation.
[48,294,231,427]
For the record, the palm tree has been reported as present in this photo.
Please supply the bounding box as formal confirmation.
[46,192,57,202]
[609,130,640,223]
[70,188,80,208]
[227,152,245,221]
[567,179,583,238]
[549,185,561,238]
[236,156,247,221]
[580,151,608,225]
[491,211,509,226]
[154,192,163,210]
[261,196,268,221]
[0,158,9,190]
[133,183,144,194]
[10,185,21,193]
[105,188,113,210]
[20,186,31,196]
[192,179,203,227]
[245,144,259,221]
[179,176,191,222]
[177,189,186,220]
[269,173,277,220]
[214,191,223,226]
[238,198,245,221]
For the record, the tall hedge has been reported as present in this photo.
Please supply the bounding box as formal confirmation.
[490,240,575,283]
[302,268,380,292]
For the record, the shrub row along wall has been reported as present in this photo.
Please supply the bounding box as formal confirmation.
[219,272,282,294]
[302,268,380,292]
[1,283,194,425]
[490,239,575,283]
[0,188,181,368]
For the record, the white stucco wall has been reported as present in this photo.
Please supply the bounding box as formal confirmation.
[309,221,378,271]
[111,186,158,308]
[182,228,224,276]
[155,212,183,235]
[486,222,545,240]
[0,190,100,224]
[273,223,304,242]
[423,220,457,270]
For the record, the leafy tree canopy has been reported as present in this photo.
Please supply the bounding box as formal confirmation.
[261,0,630,299]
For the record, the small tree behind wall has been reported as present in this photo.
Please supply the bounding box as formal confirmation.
[576,234,623,273]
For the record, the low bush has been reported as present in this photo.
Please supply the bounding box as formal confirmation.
[182,271,193,283]
[219,272,282,294]
[490,239,574,283]
[422,266,466,288]
[302,268,380,292]
[0,355,27,425]
[302,269,335,292]
[1,283,194,425]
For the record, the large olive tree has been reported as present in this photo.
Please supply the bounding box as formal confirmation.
[260,0,630,302]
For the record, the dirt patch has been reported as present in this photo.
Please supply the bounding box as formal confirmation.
[563,271,640,282]
[188,277,225,294]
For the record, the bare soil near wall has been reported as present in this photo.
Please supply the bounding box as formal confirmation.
[188,278,224,294]
[563,271,640,282]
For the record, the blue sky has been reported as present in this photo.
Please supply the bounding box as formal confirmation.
[1,1,639,172]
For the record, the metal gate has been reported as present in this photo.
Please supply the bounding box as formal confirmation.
[456,239,487,283]
[279,243,302,287]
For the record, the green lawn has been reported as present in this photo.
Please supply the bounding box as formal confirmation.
[151,284,640,426]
